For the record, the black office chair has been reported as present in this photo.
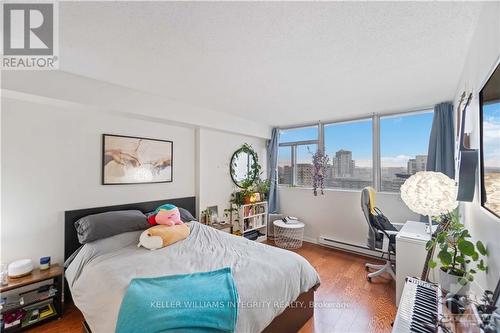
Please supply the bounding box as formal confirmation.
[361,187,403,282]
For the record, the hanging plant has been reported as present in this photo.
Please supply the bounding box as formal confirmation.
[312,149,329,196]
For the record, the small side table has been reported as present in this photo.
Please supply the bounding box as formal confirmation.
[273,220,305,249]
[209,222,234,234]
[0,264,63,332]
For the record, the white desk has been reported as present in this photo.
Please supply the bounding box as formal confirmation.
[395,221,433,305]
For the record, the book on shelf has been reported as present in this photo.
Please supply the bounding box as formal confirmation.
[20,299,55,328]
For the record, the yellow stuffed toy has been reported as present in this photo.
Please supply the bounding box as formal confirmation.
[137,224,190,250]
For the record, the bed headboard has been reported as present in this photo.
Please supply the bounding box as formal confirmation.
[64,196,196,261]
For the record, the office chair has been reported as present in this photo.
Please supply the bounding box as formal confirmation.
[361,187,403,282]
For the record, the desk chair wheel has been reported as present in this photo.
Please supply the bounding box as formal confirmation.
[367,277,372,282]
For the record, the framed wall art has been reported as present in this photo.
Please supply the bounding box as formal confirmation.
[102,134,173,185]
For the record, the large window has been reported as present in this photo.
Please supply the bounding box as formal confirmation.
[380,111,433,192]
[277,110,434,192]
[480,63,500,218]
[324,119,373,190]
[278,126,319,187]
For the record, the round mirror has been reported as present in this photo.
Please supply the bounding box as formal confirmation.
[230,146,258,188]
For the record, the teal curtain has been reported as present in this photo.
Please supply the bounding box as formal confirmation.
[427,102,455,178]
[267,128,279,213]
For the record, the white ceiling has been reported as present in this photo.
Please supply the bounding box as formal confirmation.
[59,1,484,127]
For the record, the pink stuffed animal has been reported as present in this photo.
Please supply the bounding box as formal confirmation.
[155,205,184,226]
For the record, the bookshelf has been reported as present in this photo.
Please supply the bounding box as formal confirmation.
[239,201,268,242]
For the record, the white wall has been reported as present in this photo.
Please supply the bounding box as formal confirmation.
[198,128,267,225]
[279,187,419,246]
[0,95,269,267]
[1,98,196,265]
[454,2,500,292]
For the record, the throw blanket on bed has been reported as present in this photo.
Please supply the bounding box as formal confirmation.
[115,267,239,333]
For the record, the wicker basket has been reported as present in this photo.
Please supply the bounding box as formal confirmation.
[273,220,304,249]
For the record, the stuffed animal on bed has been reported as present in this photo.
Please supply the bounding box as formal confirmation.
[137,224,190,250]
[147,204,184,226]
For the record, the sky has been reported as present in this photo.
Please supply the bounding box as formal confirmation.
[279,112,434,167]
[483,101,500,168]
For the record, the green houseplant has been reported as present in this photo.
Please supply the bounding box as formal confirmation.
[426,210,488,294]
[253,178,270,200]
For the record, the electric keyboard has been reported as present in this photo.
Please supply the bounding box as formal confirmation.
[393,277,444,333]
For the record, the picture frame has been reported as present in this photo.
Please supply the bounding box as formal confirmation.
[207,206,219,224]
[102,134,173,185]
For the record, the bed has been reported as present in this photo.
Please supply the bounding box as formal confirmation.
[64,197,320,333]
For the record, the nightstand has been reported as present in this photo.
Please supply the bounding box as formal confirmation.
[209,222,234,234]
[0,264,64,332]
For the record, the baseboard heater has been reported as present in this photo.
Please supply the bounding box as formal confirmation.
[318,236,383,259]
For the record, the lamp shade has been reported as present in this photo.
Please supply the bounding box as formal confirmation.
[400,171,458,216]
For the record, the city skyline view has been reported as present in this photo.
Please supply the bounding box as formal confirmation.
[483,101,500,169]
[279,112,433,167]
[482,100,500,217]
[278,112,433,191]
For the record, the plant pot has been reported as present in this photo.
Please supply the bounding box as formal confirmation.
[439,269,470,296]
[243,195,252,205]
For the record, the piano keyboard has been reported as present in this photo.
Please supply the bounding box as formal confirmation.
[392,277,443,333]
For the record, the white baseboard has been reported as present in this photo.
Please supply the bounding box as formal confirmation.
[317,235,384,259]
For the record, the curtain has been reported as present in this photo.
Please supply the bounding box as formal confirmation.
[267,128,279,213]
[427,102,455,178]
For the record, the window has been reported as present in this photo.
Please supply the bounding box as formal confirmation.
[380,111,433,192]
[480,63,500,218]
[295,144,317,187]
[324,119,373,189]
[278,126,318,186]
[278,146,292,185]
[280,126,318,143]
[277,110,434,191]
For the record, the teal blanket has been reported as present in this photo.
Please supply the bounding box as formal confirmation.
[115,268,239,333]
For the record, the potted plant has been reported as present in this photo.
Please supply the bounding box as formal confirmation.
[426,210,488,295]
[254,178,270,200]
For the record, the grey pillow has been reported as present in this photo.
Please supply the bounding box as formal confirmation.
[179,207,196,222]
[75,210,149,244]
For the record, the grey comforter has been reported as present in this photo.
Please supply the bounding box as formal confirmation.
[66,221,320,333]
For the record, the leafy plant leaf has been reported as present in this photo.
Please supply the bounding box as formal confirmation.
[461,230,471,238]
[477,259,487,271]
[476,241,487,256]
[428,259,437,269]
[458,277,468,286]
[437,232,446,243]
[438,250,452,266]
[471,251,479,261]
[458,240,475,256]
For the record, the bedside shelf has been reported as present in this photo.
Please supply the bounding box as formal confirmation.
[240,201,268,242]
[0,265,63,332]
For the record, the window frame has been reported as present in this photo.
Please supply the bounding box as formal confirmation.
[278,109,434,192]
[278,125,319,186]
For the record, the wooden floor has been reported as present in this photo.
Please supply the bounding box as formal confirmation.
[27,241,396,333]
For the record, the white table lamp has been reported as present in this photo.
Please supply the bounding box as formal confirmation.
[400,171,458,234]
